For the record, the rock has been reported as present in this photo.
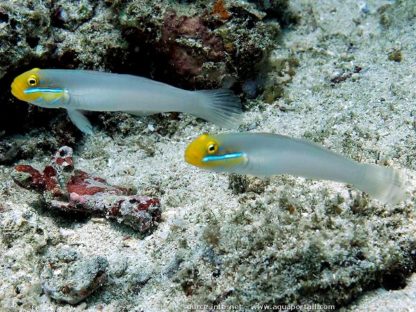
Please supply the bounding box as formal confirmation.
[40,248,108,305]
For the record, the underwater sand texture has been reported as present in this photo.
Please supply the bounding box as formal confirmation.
[1,0,416,311]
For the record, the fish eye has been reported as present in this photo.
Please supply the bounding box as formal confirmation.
[207,142,218,154]
[27,75,38,87]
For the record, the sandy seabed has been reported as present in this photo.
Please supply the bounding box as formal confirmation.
[0,0,415,311]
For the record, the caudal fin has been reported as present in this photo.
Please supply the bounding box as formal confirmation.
[355,164,407,204]
[193,89,242,128]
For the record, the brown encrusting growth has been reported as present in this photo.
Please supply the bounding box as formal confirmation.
[213,0,231,21]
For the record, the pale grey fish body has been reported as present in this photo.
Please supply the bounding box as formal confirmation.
[35,69,241,133]
[215,133,405,204]
[42,69,194,112]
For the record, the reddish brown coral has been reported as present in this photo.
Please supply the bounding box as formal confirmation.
[12,146,161,233]
[66,170,125,196]
[14,164,62,196]
[54,146,74,168]
[14,164,46,191]
[162,10,225,77]
[69,194,162,232]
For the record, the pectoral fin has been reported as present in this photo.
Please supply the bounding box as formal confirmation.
[67,109,93,135]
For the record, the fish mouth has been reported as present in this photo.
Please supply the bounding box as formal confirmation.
[184,150,202,167]
[11,81,24,101]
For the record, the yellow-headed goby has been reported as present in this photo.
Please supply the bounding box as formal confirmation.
[11,68,242,134]
[185,133,407,204]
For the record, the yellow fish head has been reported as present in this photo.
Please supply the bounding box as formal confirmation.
[185,133,246,170]
[11,68,67,108]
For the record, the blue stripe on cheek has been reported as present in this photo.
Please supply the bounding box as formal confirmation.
[24,88,64,94]
[202,152,245,163]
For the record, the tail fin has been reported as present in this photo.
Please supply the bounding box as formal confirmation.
[192,89,242,128]
[355,164,407,204]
